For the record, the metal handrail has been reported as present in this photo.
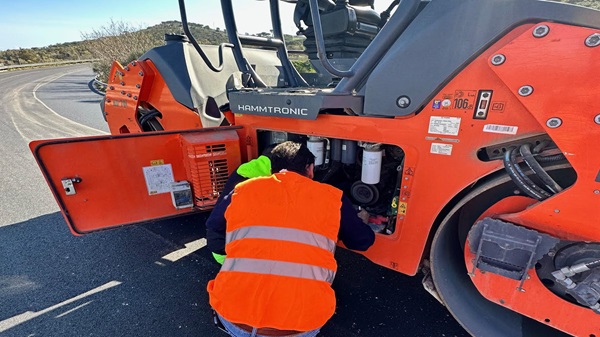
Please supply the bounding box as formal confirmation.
[308,0,355,78]
[179,0,233,72]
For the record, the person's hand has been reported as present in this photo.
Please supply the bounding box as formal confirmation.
[357,209,370,224]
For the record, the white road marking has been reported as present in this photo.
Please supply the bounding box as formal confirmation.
[5,69,108,142]
[0,281,121,333]
[31,70,108,135]
[161,238,207,262]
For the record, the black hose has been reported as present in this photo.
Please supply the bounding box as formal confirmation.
[511,148,552,199]
[520,144,563,194]
[586,259,600,269]
[536,154,566,162]
[139,110,161,127]
[503,148,546,200]
[510,147,552,199]
[532,140,549,154]
[531,140,565,162]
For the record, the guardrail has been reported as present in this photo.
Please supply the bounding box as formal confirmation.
[0,59,96,71]
[93,75,107,95]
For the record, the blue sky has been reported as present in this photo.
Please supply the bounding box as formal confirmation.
[0,0,302,51]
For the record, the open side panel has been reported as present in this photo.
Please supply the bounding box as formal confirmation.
[30,128,241,235]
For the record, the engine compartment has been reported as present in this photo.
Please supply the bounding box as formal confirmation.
[257,129,404,234]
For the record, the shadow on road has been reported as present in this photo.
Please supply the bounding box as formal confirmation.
[0,212,217,337]
[0,213,466,337]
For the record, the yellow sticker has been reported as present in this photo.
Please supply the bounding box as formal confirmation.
[150,159,164,166]
[398,202,408,215]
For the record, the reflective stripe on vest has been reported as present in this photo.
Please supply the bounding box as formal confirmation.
[226,226,336,253]
[221,257,336,284]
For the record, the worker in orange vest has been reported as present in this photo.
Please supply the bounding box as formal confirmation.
[208,144,277,264]
[207,141,375,336]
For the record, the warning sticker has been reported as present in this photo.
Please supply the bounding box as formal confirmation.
[430,143,453,156]
[398,202,408,215]
[429,116,461,136]
[483,124,518,135]
[143,164,175,195]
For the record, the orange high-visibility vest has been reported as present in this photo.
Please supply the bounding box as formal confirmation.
[207,171,342,331]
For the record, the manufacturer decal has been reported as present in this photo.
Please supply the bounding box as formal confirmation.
[230,90,321,120]
[237,104,309,116]
[429,116,461,136]
[483,124,518,135]
[430,143,453,156]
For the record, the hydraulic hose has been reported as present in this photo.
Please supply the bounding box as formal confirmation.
[503,148,547,200]
[532,140,566,162]
[587,259,600,269]
[520,144,563,194]
[535,154,566,162]
[510,147,552,199]
[138,109,161,127]
[532,140,550,154]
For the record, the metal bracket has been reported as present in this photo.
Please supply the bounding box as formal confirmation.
[468,218,559,291]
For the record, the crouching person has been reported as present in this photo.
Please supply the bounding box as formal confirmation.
[207,141,375,336]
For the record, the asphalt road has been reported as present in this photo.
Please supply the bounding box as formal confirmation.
[0,65,469,337]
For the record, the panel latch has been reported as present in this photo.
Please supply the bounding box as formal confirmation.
[61,177,82,195]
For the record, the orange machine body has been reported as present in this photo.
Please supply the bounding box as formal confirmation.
[104,59,205,134]
[30,14,600,337]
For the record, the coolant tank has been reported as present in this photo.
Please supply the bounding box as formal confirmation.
[361,148,383,184]
[341,140,357,164]
[307,136,325,166]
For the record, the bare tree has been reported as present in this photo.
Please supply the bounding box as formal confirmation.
[82,19,162,82]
